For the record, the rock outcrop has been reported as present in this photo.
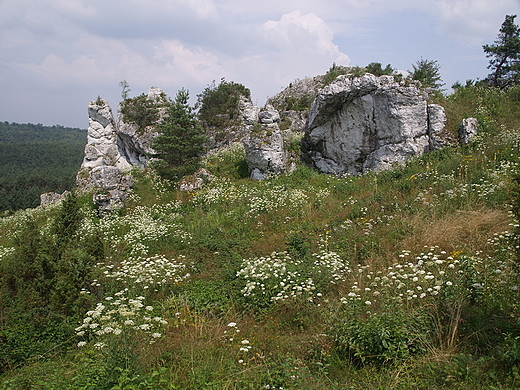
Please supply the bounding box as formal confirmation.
[302,74,447,176]
[80,98,122,170]
[116,87,168,168]
[77,88,167,213]
[243,105,287,180]
[459,117,479,145]
[90,166,134,214]
[40,191,70,206]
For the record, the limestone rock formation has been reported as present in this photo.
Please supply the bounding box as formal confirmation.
[459,117,479,145]
[302,74,447,176]
[77,88,168,213]
[80,98,122,170]
[242,104,288,180]
[116,87,168,168]
[90,166,134,215]
[40,191,70,206]
[267,75,325,133]
[427,104,448,150]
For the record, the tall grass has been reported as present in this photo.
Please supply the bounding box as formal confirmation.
[2,85,520,388]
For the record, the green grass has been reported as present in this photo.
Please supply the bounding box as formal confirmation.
[2,85,520,388]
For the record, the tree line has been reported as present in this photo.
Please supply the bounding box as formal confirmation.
[0,122,86,212]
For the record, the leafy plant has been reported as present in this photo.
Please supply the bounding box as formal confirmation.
[120,93,164,132]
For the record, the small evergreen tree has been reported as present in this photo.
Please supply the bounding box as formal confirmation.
[152,89,206,181]
[52,190,81,249]
[483,14,520,88]
[410,58,444,90]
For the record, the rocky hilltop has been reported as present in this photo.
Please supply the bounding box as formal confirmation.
[74,73,465,211]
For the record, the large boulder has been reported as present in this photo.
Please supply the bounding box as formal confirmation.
[243,123,286,180]
[90,166,134,215]
[302,74,446,175]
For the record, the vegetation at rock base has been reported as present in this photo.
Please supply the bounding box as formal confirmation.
[3,82,520,388]
[0,122,86,212]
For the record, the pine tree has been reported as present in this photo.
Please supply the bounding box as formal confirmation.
[483,14,520,88]
[410,58,444,90]
[152,89,206,181]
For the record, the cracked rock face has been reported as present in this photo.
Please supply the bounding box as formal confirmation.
[76,88,167,214]
[303,74,445,175]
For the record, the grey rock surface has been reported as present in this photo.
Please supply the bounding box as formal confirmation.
[303,74,446,175]
[459,117,479,145]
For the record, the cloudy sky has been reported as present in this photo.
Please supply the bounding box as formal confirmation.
[1,0,519,128]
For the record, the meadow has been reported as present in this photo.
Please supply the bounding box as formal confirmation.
[1,85,520,388]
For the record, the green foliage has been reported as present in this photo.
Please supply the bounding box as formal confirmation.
[330,307,431,365]
[322,62,352,85]
[151,89,207,181]
[483,14,520,88]
[410,58,444,90]
[52,191,81,248]
[119,80,131,100]
[365,62,394,76]
[196,79,250,129]
[120,92,167,132]
[283,95,313,111]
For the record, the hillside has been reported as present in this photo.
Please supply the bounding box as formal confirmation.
[1,84,520,388]
[0,122,86,212]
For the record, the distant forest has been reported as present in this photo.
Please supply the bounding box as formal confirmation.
[0,122,86,212]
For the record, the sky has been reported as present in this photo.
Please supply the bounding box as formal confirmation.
[1,0,520,129]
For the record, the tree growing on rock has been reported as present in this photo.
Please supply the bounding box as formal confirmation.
[152,89,206,181]
[196,78,250,129]
[410,58,444,91]
[483,14,520,89]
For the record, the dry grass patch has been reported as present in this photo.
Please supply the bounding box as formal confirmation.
[401,208,510,253]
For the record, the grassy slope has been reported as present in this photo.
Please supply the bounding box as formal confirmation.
[1,86,520,389]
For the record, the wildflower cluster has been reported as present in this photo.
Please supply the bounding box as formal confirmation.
[237,249,349,306]
[99,254,192,291]
[191,178,329,218]
[76,289,168,347]
[340,247,463,307]
[80,201,191,256]
[201,141,245,168]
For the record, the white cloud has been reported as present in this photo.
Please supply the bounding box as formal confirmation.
[2,0,520,127]
[419,0,520,45]
[258,11,350,79]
